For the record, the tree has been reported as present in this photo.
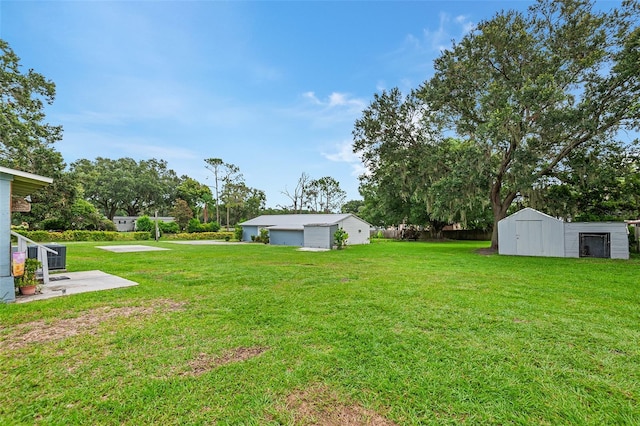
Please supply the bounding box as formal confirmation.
[0,39,81,228]
[525,142,640,221]
[71,157,179,220]
[217,163,242,229]
[124,158,179,216]
[204,158,242,224]
[353,88,490,232]
[0,39,63,172]
[341,199,364,215]
[281,172,312,214]
[176,176,213,218]
[240,187,266,220]
[418,0,640,249]
[307,177,346,213]
[171,199,193,231]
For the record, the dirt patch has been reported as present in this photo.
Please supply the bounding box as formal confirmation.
[184,346,269,376]
[1,299,185,351]
[282,384,397,426]
[475,247,497,256]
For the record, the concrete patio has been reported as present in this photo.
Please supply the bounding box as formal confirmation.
[15,270,139,303]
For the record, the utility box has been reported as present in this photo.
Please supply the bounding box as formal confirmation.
[27,244,67,270]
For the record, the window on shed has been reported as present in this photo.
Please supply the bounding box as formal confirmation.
[579,233,611,258]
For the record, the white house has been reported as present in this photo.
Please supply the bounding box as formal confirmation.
[113,216,175,232]
[239,214,371,249]
[498,208,629,259]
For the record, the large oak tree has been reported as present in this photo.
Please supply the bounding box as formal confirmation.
[71,157,179,220]
[419,0,640,249]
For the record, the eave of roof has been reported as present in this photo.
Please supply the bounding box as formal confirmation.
[0,166,53,197]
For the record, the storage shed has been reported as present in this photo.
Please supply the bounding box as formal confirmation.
[239,214,371,249]
[498,207,629,259]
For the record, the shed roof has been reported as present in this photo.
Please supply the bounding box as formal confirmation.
[240,213,365,228]
[499,207,563,224]
[0,166,53,197]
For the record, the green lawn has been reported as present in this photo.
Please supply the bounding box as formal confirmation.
[1,240,638,425]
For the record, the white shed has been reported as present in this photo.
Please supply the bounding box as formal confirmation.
[498,208,629,259]
[498,208,565,257]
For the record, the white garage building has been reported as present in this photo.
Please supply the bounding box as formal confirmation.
[498,208,629,259]
[239,214,371,249]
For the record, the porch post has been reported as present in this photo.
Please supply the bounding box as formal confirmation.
[0,173,15,303]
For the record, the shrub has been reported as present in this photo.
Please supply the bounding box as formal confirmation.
[234,225,243,241]
[41,218,67,231]
[99,218,117,231]
[162,232,234,241]
[187,218,205,233]
[12,230,149,242]
[334,228,349,250]
[134,232,151,240]
[204,221,221,232]
[135,216,155,233]
[259,228,269,244]
[159,221,180,234]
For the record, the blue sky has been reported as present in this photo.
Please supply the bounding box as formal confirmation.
[0,0,623,208]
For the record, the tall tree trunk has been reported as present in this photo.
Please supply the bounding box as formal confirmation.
[489,180,517,250]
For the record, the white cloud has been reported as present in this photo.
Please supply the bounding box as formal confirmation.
[303,91,322,105]
[322,140,366,177]
[303,91,366,111]
[421,13,475,52]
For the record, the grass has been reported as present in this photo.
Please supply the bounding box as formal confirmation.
[1,239,638,425]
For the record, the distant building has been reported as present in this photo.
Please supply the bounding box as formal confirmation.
[239,214,371,249]
[113,216,174,232]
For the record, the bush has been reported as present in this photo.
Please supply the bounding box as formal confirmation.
[159,221,180,234]
[162,232,234,241]
[187,218,205,233]
[41,218,67,231]
[99,218,117,231]
[259,228,269,244]
[204,221,221,232]
[133,232,151,240]
[334,228,349,249]
[234,225,243,241]
[12,230,150,242]
[135,216,155,233]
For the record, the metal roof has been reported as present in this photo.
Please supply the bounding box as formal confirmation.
[0,166,53,197]
[240,213,359,228]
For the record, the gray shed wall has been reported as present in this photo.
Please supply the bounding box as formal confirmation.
[304,225,337,249]
[564,222,629,259]
[269,229,304,246]
[498,209,565,257]
[338,216,370,246]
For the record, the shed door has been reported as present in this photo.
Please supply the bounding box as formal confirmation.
[516,220,543,256]
[579,233,610,258]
